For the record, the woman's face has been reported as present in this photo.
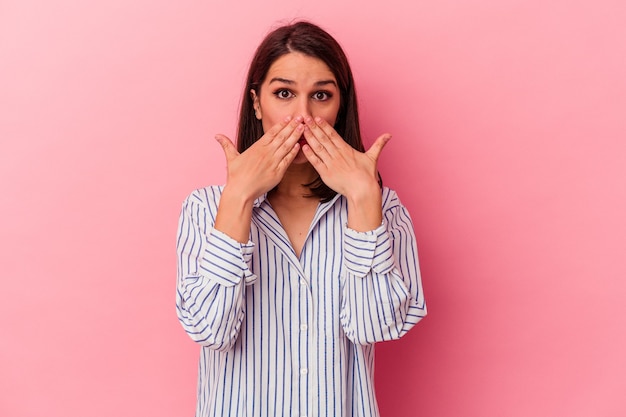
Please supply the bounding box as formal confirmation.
[252,52,341,160]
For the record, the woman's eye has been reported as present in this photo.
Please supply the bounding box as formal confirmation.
[313,91,331,101]
[275,89,293,99]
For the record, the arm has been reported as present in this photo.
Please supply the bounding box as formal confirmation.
[213,116,304,242]
[176,117,305,349]
[299,118,426,343]
[339,188,427,345]
[176,188,257,351]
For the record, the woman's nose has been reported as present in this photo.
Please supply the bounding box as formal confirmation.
[294,97,311,119]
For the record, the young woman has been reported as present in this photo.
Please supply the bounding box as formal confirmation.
[176,21,426,417]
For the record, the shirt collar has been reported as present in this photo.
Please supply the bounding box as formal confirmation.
[253,191,342,209]
[253,192,269,208]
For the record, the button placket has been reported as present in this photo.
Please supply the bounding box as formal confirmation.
[298,274,311,417]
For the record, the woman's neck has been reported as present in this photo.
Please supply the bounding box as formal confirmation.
[272,163,319,199]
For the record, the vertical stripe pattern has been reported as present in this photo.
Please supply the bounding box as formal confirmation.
[176,186,426,417]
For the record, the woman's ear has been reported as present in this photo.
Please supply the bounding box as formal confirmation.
[250,89,262,120]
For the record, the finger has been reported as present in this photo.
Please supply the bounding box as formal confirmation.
[304,117,334,152]
[259,115,289,140]
[214,134,240,161]
[254,115,292,146]
[277,142,301,171]
[275,122,305,157]
[275,115,304,144]
[301,143,327,173]
[365,133,392,161]
[264,115,303,147]
[302,125,333,160]
[311,117,344,149]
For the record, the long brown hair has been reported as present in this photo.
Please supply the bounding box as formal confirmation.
[236,21,364,202]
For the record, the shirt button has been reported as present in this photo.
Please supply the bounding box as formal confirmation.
[300,279,306,286]
[300,324,308,331]
[300,368,308,375]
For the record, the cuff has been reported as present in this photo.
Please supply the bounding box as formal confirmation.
[343,222,395,277]
[198,229,257,286]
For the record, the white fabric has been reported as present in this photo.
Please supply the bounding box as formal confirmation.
[176,185,426,417]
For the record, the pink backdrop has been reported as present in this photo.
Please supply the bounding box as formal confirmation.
[2,0,625,416]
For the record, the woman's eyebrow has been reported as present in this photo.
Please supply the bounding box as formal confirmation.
[314,80,337,87]
[268,77,337,87]
[269,77,294,85]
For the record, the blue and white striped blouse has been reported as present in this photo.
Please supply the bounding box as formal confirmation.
[176,185,426,417]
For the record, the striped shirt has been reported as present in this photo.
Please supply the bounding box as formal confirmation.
[176,185,426,417]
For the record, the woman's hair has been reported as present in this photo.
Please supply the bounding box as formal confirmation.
[236,21,364,202]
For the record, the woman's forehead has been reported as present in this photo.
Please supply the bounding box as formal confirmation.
[264,52,336,85]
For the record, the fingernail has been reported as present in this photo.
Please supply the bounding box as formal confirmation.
[284,116,292,122]
[314,116,323,124]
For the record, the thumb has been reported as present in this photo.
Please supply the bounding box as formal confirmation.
[215,134,239,161]
[366,133,392,161]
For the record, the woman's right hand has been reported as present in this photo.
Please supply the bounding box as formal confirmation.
[215,115,304,202]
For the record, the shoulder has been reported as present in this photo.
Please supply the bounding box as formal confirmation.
[182,185,224,210]
[381,186,403,211]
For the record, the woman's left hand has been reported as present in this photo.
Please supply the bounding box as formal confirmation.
[301,116,391,231]
[301,116,391,200]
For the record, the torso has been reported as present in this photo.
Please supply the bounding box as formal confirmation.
[267,192,320,258]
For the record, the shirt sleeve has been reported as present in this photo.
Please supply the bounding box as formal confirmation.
[175,187,257,351]
[340,188,427,345]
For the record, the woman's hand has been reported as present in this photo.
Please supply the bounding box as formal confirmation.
[213,116,303,243]
[215,116,304,202]
[301,116,390,200]
[301,116,391,231]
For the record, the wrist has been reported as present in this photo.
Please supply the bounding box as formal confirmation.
[344,180,381,205]
[215,186,255,243]
[346,185,383,232]
[221,184,257,208]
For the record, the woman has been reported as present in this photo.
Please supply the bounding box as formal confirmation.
[176,21,426,417]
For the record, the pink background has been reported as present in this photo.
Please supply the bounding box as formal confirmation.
[2,0,625,416]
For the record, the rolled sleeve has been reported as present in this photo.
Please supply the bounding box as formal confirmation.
[198,229,257,287]
[343,223,395,277]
